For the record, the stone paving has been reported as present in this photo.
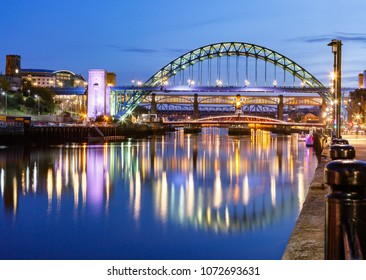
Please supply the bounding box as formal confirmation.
[282,134,366,260]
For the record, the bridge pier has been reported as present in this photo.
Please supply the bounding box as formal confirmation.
[193,93,199,120]
[235,94,242,114]
[277,94,284,121]
[320,98,327,123]
[151,93,157,114]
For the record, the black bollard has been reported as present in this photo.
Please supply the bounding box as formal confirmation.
[324,160,366,259]
[331,138,349,145]
[329,144,355,160]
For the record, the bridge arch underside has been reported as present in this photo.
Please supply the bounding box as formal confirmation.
[113,42,329,119]
[137,93,323,119]
[140,104,278,118]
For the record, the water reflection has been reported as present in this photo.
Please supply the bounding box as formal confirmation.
[0,129,316,235]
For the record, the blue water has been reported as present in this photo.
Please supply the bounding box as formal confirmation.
[0,128,318,259]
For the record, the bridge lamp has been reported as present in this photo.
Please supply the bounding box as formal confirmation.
[330,71,336,81]
[244,80,250,86]
[273,80,277,87]
[187,79,195,86]
[216,79,223,86]
[137,81,142,87]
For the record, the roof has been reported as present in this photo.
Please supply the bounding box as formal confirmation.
[21,69,55,74]
[52,87,86,95]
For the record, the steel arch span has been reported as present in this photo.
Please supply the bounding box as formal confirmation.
[145,42,324,88]
[115,42,327,119]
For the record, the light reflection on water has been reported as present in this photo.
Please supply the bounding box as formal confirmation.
[0,128,318,259]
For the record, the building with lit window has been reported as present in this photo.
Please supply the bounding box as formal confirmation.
[21,69,86,88]
[20,68,87,115]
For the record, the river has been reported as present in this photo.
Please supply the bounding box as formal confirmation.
[0,128,318,259]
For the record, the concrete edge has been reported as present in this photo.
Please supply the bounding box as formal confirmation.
[281,148,330,260]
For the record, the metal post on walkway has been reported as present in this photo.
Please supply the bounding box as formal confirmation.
[328,39,342,139]
[329,144,355,160]
[324,160,366,259]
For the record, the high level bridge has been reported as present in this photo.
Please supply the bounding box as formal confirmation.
[105,42,352,123]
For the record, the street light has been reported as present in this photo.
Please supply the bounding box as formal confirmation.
[328,39,342,138]
[35,94,40,116]
[1,90,7,115]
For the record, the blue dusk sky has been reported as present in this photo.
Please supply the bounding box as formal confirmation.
[1,0,366,87]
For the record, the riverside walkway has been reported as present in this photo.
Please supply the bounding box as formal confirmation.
[282,134,366,260]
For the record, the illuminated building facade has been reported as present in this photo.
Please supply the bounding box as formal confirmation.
[107,72,116,87]
[21,69,86,88]
[20,68,87,115]
[53,87,87,114]
[22,69,55,87]
[87,69,109,119]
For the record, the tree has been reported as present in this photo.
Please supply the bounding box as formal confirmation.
[13,92,24,105]
[0,76,9,90]
[23,86,55,114]
[24,96,35,109]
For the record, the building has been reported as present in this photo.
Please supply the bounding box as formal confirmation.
[351,71,366,126]
[53,87,87,115]
[22,69,55,87]
[4,55,22,90]
[358,73,364,88]
[21,68,87,116]
[6,55,21,76]
[107,72,116,87]
[21,69,86,88]
[348,88,366,125]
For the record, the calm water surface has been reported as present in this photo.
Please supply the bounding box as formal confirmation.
[0,128,318,259]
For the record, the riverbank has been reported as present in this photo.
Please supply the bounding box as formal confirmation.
[282,134,366,260]
[0,123,171,145]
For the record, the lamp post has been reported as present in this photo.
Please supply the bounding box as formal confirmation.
[1,90,7,115]
[35,94,40,116]
[328,39,342,138]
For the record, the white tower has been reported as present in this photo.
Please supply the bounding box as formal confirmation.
[87,69,109,119]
